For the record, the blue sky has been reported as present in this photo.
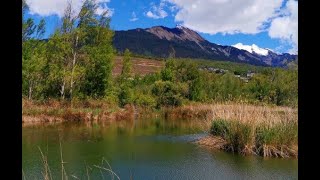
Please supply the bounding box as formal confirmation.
[24,0,298,54]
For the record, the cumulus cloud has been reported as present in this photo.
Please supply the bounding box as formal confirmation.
[268,0,298,53]
[164,0,297,53]
[166,0,283,34]
[145,1,168,19]
[25,0,113,17]
[130,12,139,22]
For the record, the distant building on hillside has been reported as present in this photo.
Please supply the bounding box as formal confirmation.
[240,77,249,83]
[198,66,228,74]
[246,71,255,78]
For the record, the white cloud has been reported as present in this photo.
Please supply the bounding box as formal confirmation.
[166,0,283,35]
[130,12,139,22]
[26,0,113,17]
[165,0,297,53]
[145,1,168,19]
[269,0,298,53]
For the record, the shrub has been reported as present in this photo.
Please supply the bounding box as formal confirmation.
[118,84,133,107]
[151,80,184,107]
[134,93,156,107]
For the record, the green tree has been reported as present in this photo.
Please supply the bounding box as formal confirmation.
[152,80,184,107]
[22,41,46,99]
[118,83,133,107]
[121,49,132,78]
[46,31,72,99]
[189,75,206,101]
[161,59,176,81]
[79,1,114,98]
[22,0,47,99]
[117,49,133,106]
[215,72,242,101]
[246,73,272,103]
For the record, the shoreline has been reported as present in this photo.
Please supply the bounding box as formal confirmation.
[22,100,297,158]
[195,135,298,158]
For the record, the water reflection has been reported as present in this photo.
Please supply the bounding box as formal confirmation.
[23,117,297,180]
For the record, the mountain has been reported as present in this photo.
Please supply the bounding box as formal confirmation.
[113,25,297,67]
[232,43,297,67]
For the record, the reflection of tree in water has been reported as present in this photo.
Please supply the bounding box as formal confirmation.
[23,117,208,145]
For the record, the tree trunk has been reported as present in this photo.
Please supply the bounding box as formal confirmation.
[28,80,33,100]
[60,79,65,100]
[70,35,78,100]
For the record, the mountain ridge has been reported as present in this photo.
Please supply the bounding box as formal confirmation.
[113,25,297,67]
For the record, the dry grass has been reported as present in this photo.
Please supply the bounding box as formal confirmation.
[38,147,53,180]
[167,102,297,126]
[22,99,137,125]
[112,56,164,76]
[196,135,227,149]
[187,103,298,158]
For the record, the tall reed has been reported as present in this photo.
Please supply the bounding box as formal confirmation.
[24,142,121,180]
[209,118,297,158]
[188,103,298,158]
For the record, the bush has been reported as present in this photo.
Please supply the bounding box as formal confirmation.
[134,93,156,107]
[214,72,242,101]
[151,80,185,107]
[118,84,133,107]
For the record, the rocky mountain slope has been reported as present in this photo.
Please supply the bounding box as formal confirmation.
[113,25,297,67]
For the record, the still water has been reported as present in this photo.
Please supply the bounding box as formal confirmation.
[22,118,298,180]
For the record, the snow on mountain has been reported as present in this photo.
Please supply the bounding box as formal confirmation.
[265,48,277,54]
[232,43,269,56]
[176,24,184,29]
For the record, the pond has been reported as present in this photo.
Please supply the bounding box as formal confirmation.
[22,117,298,180]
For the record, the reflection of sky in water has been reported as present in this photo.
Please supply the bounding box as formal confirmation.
[135,133,207,143]
[23,118,297,180]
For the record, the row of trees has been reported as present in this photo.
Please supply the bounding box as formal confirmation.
[109,58,297,108]
[149,60,297,107]
[22,0,114,100]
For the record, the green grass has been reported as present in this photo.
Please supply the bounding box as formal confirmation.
[210,118,297,157]
[255,121,298,147]
[211,119,254,154]
[174,58,274,75]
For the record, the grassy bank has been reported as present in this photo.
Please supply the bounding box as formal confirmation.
[22,99,137,125]
[192,104,298,158]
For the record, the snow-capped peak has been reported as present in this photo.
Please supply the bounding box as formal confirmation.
[265,48,276,53]
[232,43,269,56]
[176,24,184,29]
